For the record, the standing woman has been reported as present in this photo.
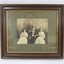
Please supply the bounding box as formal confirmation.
[17,29,28,44]
[35,28,45,44]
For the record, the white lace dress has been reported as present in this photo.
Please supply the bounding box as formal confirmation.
[17,32,28,44]
[35,31,45,44]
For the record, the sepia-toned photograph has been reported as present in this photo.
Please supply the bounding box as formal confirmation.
[17,18,48,44]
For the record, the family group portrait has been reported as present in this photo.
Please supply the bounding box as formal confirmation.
[17,18,48,44]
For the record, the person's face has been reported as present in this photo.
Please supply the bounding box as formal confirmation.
[24,29,26,32]
[40,29,42,32]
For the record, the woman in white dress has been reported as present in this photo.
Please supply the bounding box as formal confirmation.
[35,29,45,44]
[17,29,28,44]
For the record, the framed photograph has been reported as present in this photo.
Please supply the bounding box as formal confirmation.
[0,4,63,59]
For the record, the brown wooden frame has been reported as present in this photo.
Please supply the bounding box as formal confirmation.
[0,4,63,59]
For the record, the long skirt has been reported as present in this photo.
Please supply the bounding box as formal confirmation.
[17,37,28,44]
[35,37,45,44]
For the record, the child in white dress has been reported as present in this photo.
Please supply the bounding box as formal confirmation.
[35,29,45,44]
[17,29,28,44]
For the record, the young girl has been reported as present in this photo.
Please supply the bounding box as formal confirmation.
[17,29,28,44]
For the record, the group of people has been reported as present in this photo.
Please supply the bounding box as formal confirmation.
[17,22,46,44]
